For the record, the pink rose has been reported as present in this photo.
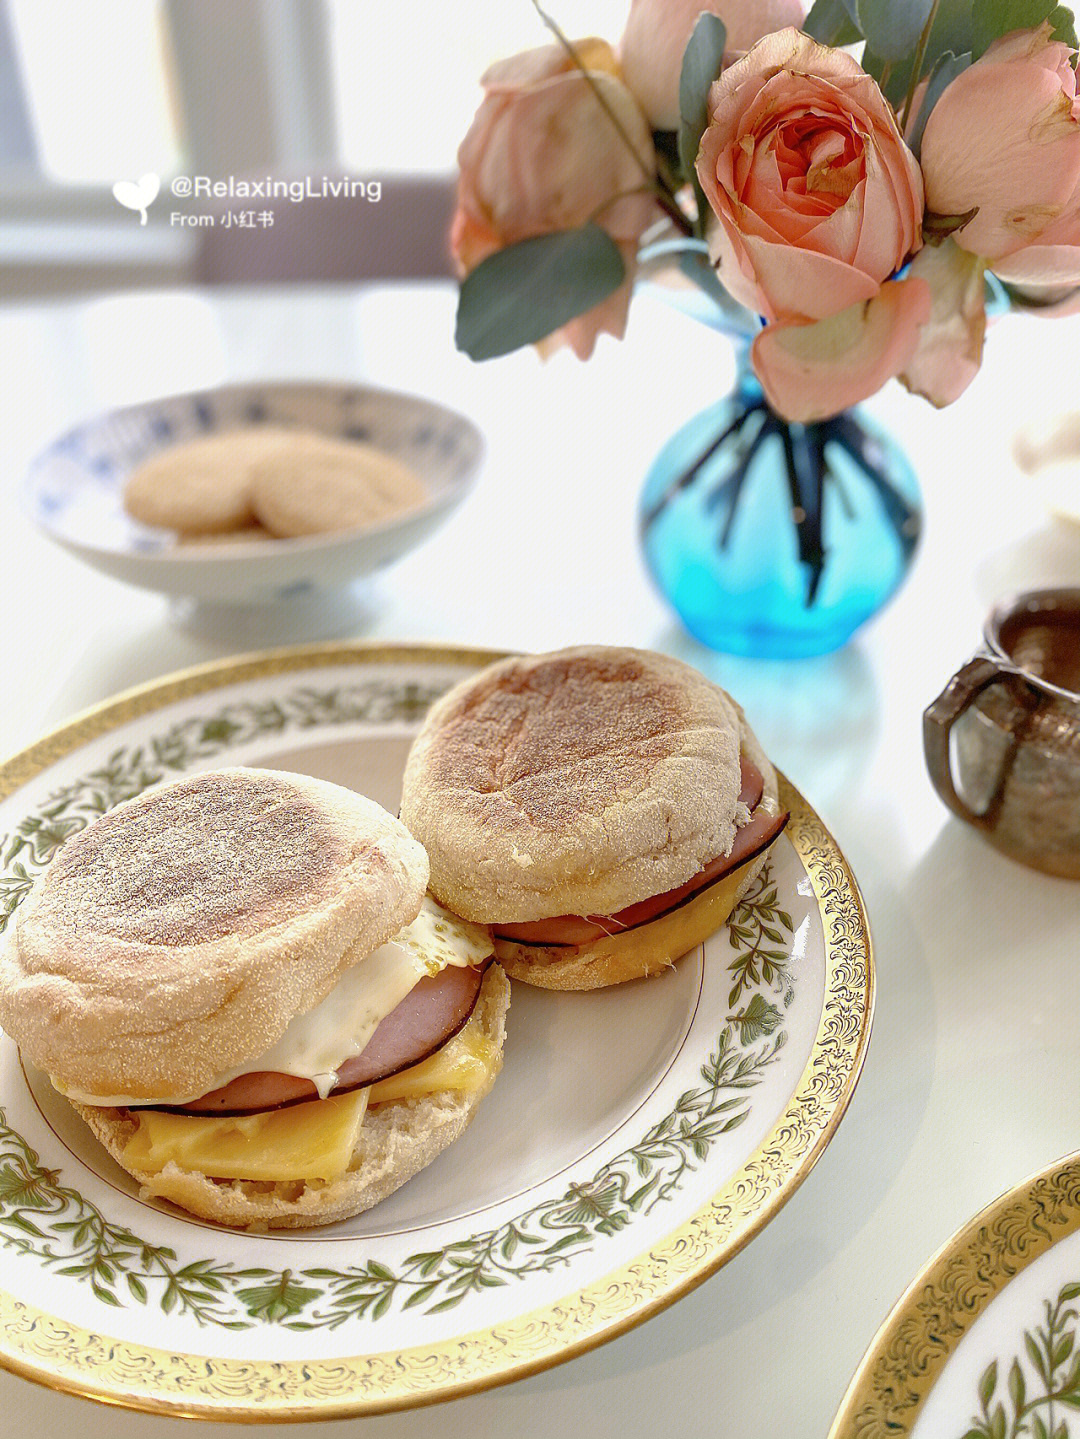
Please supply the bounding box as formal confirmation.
[619,0,806,131]
[695,30,924,324]
[451,41,657,359]
[921,23,1080,266]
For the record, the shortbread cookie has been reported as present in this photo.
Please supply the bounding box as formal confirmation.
[175,524,275,547]
[250,435,428,537]
[123,429,295,535]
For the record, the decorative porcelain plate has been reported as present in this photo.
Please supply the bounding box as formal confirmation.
[0,643,873,1421]
[830,1152,1080,1438]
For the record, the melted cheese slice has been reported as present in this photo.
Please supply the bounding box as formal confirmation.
[367,1006,498,1106]
[64,896,493,1107]
[121,1006,499,1184]
[124,1087,369,1183]
[493,857,752,984]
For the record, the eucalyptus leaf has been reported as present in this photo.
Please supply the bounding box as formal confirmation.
[455,225,625,361]
[867,0,974,106]
[804,0,863,44]
[677,12,727,177]
[858,0,935,60]
[862,48,911,102]
[971,0,1057,55]
[906,50,972,156]
[1049,3,1079,48]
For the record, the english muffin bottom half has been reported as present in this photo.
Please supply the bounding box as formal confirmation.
[399,647,788,990]
[0,767,508,1229]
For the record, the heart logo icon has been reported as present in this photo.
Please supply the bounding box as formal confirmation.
[112,173,161,226]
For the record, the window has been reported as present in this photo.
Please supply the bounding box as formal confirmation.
[328,0,632,173]
[0,0,634,295]
[8,0,180,185]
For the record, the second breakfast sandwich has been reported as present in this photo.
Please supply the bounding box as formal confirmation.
[400,647,789,990]
[0,768,508,1228]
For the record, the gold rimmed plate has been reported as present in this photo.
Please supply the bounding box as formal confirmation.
[830,1151,1080,1438]
[0,642,873,1420]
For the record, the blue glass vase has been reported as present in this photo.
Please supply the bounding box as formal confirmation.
[639,346,922,660]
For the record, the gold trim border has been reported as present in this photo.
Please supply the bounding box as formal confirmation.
[0,641,875,1421]
[829,1151,1080,1438]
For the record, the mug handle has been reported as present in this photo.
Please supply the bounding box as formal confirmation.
[922,655,1017,829]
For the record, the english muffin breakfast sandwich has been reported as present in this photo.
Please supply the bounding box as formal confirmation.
[400,647,788,991]
[0,768,507,1229]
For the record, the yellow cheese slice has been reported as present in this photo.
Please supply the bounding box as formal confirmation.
[367,1010,498,1106]
[123,1087,369,1183]
[492,855,755,988]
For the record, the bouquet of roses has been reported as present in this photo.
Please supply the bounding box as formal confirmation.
[451,0,1080,423]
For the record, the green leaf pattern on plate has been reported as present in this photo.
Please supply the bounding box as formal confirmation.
[0,676,798,1328]
[0,678,445,933]
[725,870,797,1010]
[962,1282,1080,1439]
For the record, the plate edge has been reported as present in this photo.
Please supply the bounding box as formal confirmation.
[828,1149,1080,1438]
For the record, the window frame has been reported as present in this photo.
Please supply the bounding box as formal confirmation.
[0,0,337,297]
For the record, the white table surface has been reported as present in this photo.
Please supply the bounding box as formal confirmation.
[1,281,1079,1439]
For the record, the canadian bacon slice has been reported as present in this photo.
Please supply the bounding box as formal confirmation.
[738,756,764,811]
[494,806,788,949]
[155,962,487,1116]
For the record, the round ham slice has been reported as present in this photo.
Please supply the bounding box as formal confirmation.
[493,767,786,949]
[738,755,764,812]
[156,961,487,1116]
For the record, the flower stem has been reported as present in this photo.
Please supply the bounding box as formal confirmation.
[640,404,764,532]
[900,0,941,132]
[530,2,653,182]
[530,0,694,236]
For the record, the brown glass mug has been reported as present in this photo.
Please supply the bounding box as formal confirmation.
[923,589,1080,878]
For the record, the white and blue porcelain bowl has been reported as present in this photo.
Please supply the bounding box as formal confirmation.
[25,381,483,612]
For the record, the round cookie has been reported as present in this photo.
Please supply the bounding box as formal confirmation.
[175,524,275,547]
[123,429,296,535]
[250,435,428,537]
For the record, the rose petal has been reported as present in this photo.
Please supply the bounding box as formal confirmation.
[994,242,1080,285]
[899,241,987,406]
[991,203,1080,284]
[738,231,880,320]
[481,38,618,91]
[538,271,636,361]
[752,278,932,422]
